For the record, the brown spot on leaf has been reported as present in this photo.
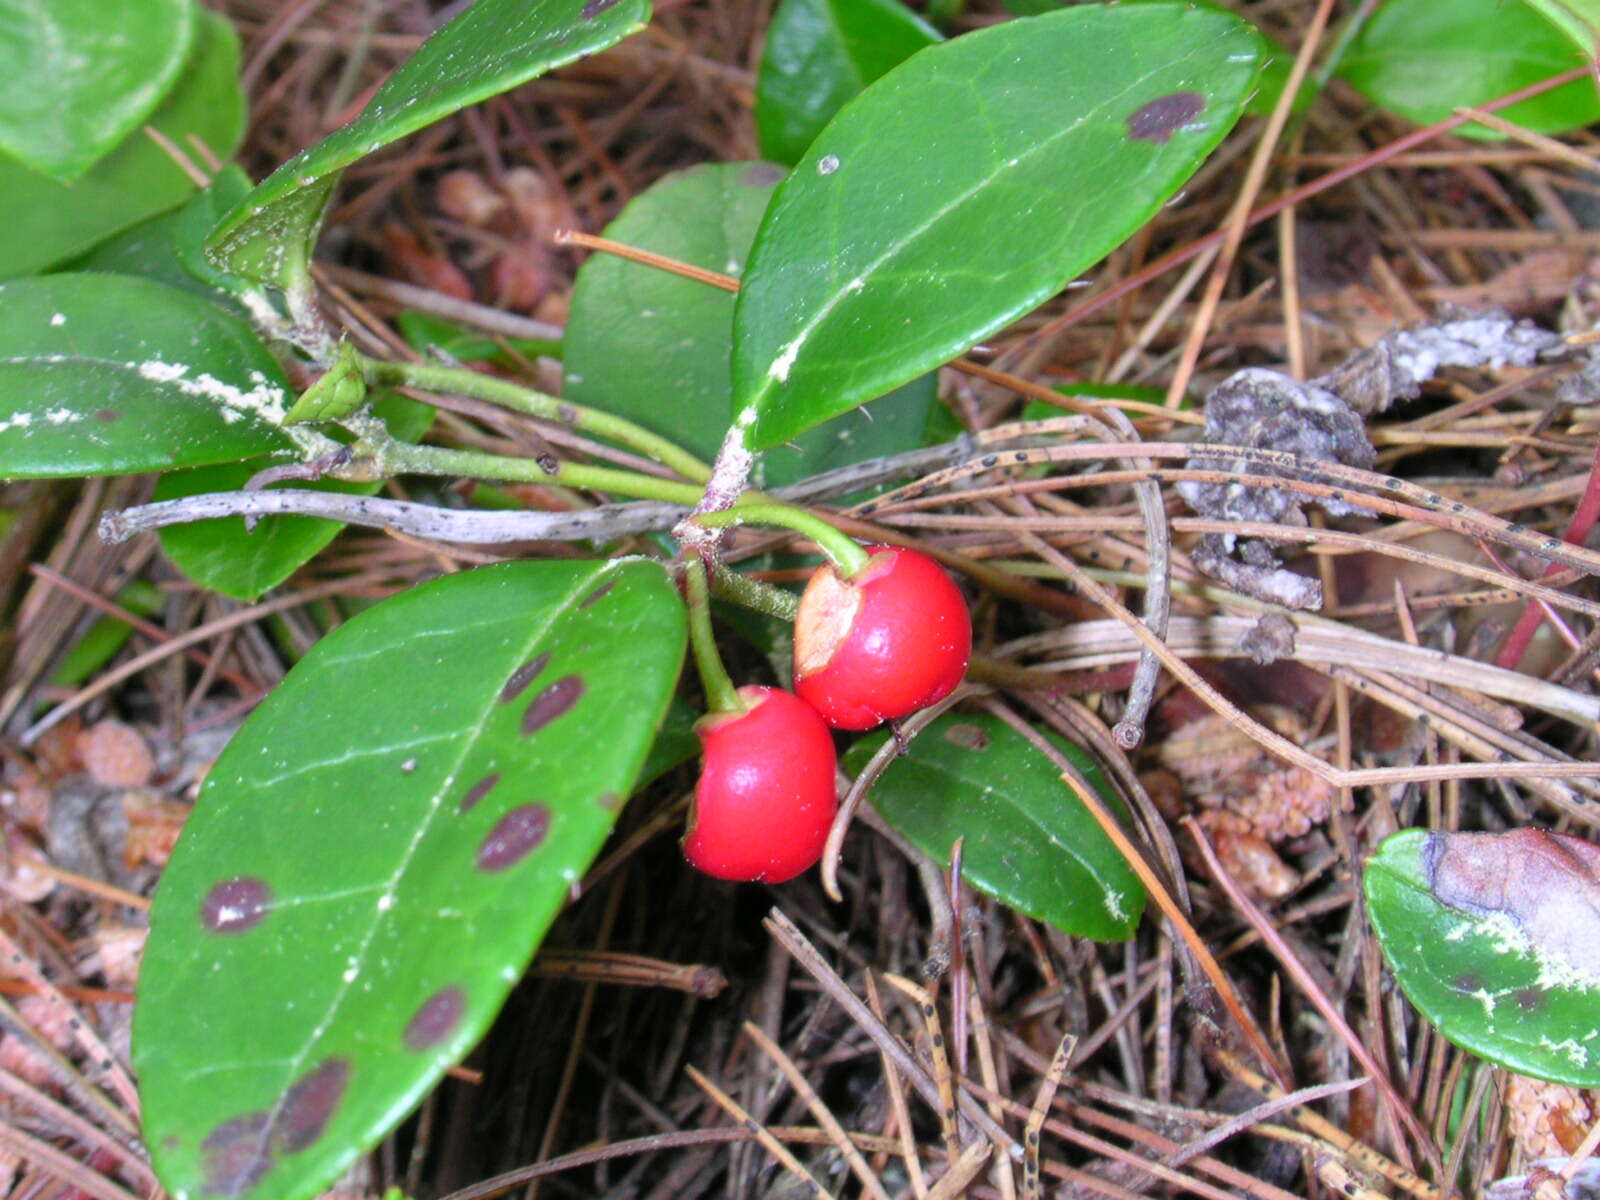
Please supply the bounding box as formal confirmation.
[595,790,621,811]
[1516,987,1544,1012]
[476,804,552,871]
[1126,91,1205,144]
[581,0,622,14]
[944,723,990,751]
[460,773,500,813]
[1426,828,1600,984]
[743,164,784,186]
[500,653,549,703]
[522,675,584,735]
[93,409,121,423]
[200,878,273,935]
[201,1112,272,1196]
[404,986,467,1050]
[580,581,616,608]
[276,1058,350,1153]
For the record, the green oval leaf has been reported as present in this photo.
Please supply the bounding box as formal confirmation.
[208,0,649,294]
[0,274,295,478]
[563,161,936,488]
[154,394,436,601]
[135,558,687,1200]
[1365,828,1600,1086]
[1337,0,1600,137]
[732,2,1264,450]
[69,165,257,305]
[0,8,245,279]
[0,0,194,181]
[845,713,1145,940]
[755,0,940,166]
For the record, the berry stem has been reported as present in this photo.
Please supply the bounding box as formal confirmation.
[706,563,798,622]
[683,553,743,715]
[689,504,870,578]
[361,355,714,484]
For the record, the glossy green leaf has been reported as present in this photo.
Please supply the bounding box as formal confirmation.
[1522,0,1600,59]
[563,161,935,488]
[755,0,940,166]
[846,714,1145,940]
[69,166,257,304]
[154,394,435,601]
[136,558,687,1200]
[0,0,194,181]
[732,3,1264,450]
[1365,829,1600,1086]
[0,9,245,279]
[207,0,649,295]
[0,274,294,478]
[1338,0,1600,137]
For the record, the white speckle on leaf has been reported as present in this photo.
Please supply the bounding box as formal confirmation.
[817,154,840,176]
[769,337,802,383]
[377,894,394,912]
[133,360,289,426]
[49,313,65,327]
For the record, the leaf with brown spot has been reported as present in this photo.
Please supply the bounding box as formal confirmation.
[1365,828,1600,1086]
[136,560,685,1200]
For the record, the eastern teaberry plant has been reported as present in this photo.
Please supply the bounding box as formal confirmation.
[0,1,1329,1198]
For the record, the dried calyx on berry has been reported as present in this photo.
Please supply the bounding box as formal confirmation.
[682,685,838,883]
[793,544,971,730]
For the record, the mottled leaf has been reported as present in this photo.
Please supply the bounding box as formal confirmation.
[846,714,1145,940]
[136,559,687,1200]
[1365,827,1600,1086]
[563,161,935,488]
[0,0,194,181]
[732,3,1264,449]
[0,274,293,478]
[207,0,649,295]
[0,9,245,278]
[1338,0,1600,137]
[755,0,940,166]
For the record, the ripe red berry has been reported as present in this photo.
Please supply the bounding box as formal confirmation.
[793,545,971,730]
[682,686,838,883]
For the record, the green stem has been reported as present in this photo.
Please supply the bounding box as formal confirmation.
[707,563,798,622]
[683,555,742,715]
[691,503,870,577]
[377,441,706,506]
[363,356,713,484]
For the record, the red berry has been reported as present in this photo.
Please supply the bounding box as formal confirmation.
[682,686,838,883]
[793,545,970,730]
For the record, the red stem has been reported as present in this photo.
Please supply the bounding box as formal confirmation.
[1495,441,1600,670]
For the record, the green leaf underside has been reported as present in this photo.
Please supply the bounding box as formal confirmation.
[136,559,687,1200]
[207,0,649,292]
[755,0,941,166]
[154,394,436,601]
[0,0,194,181]
[564,161,936,487]
[0,9,245,279]
[0,274,293,478]
[847,714,1145,940]
[70,166,258,304]
[1337,0,1600,137]
[732,2,1264,450]
[1364,830,1600,1086]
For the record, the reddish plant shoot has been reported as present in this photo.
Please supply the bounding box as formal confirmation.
[683,685,838,883]
[793,545,971,730]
